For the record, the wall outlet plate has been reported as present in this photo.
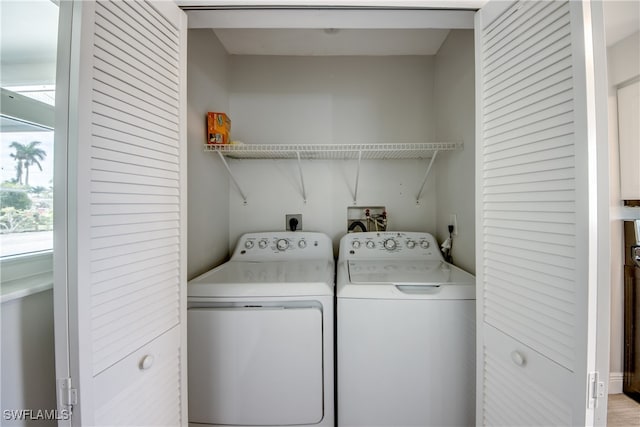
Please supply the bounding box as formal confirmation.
[286,214,302,231]
[449,213,458,236]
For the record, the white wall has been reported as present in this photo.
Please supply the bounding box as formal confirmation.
[0,62,57,87]
[606,30,640,391]
[1,290,56,426]
[433,30,476,274]
[228,56,435,145]
[227,159,438,254]
[225,55,439,253]
[187,29,231,279]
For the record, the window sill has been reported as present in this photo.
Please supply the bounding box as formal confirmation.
[1,273,53,303]
[1,251,53,303]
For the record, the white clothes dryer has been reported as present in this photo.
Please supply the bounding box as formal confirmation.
[336,231,475,427]
[188,232,335,427]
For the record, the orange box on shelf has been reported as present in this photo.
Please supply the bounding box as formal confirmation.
[206,112,231,144]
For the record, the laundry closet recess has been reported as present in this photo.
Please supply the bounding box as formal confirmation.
[184,9,477,279]
[54,2,609,424]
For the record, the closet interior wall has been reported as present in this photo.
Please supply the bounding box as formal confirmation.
[187,29,230,279]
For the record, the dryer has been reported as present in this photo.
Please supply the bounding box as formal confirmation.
[336,231,475,427]
[188,232,334,427]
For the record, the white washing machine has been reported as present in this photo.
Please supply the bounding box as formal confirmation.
[337,231,475,427]
[187,232,335,427]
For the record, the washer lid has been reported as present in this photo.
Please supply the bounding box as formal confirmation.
[339,260,475,300]
[188,260,335,298]
[348,260,472,285]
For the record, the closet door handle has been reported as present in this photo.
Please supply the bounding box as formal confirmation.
[139,354,154,371]
[510,350,526,367]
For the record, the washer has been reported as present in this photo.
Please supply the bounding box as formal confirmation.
[337,231,475,427]
[188,232,335,427]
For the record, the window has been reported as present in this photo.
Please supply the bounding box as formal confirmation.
[0,0,58,260]
[1,1,58,301]
[1,113,54,257]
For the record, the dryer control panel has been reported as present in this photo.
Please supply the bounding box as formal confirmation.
[232,232,333,261]
[340,232,442,260]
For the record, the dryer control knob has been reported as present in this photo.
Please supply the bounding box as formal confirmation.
[352,240,361,249]
[366,241,375,249]
[406,240,416,249]
[384,239,397,251]
[277,239,289,251]
[245,240,254,249]
[420,240,430,249]
[298,239,307,249]
[258,239,268,249]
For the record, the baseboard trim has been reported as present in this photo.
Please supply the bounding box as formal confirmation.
[609,371,623,394]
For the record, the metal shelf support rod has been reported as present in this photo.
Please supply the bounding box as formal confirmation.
[354,150,362,203]
[296,151,307,203]
[416,150,439,203]
[217,151,247,204]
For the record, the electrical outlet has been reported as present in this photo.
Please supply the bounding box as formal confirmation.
[449,214,458,236]
[286,214,302,231]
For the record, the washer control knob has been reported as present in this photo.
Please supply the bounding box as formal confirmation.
[366,241,375,249]
[258,239,268,249]
[420,240,430,249]
[277,239,289,251]
[406,240,416,249]
[298,239,307,249]
[352,240,361,249]
[384,239,397,251]
[244,240,254,249]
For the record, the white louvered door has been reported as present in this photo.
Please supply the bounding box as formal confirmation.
[54,1,187,425]
[476,0,607,425]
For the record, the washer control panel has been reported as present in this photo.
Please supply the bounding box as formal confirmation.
[232,232,333,260]
[341,231,442,260]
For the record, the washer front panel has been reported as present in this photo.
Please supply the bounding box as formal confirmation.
[337,298,475,426]
[188,306,324,426]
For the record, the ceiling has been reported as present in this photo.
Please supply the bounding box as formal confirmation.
[214,28,452,55]
[205,1,640,55]
[0,1,638,77]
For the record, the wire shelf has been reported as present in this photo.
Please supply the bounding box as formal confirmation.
[206,142,463,204]
[204,142,462,160]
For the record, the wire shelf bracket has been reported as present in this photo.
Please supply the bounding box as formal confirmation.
[216,151,247,205]
[296,151,307,203]
[353,149,362,204]
[416,150,438,204]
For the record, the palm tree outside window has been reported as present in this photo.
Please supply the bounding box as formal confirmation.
[9,140,46,186]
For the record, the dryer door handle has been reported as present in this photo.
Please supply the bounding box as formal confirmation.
[395,284,442,295]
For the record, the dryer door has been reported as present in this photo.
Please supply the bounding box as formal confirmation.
[188,306,324,425]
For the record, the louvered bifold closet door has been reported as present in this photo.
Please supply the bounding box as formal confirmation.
[476,0,598,425]
[481,0,577,370]
[62,0,187,424]
[90,0,181,376]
